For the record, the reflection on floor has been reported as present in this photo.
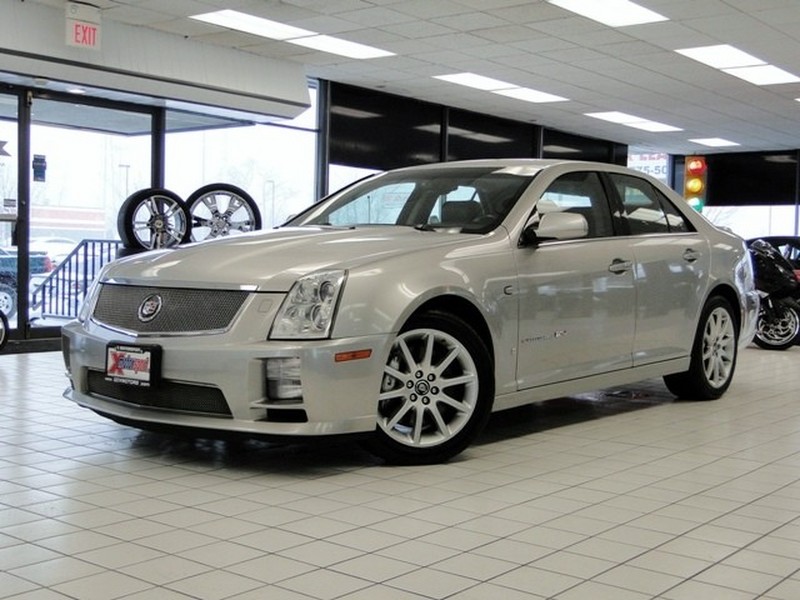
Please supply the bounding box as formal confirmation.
[0,347,798,599]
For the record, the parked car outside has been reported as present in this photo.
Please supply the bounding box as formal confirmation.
[29,237,78,267]
[62,160,758,464]
[0,247,53,318]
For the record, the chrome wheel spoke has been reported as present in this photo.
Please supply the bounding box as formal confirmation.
[702,307,735,387]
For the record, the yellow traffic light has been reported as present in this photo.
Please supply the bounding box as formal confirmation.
[684,156,707,211]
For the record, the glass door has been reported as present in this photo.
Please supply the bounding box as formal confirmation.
[27,94,153,334]
[0,92,19,338]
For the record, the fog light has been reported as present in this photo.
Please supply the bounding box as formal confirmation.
[266,357,302,401]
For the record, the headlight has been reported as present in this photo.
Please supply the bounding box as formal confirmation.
[270,270,346,339]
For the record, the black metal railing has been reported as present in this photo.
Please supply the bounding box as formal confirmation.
[31,239,122,320]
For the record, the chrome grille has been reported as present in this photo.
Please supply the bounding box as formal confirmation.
[93,284,248,334]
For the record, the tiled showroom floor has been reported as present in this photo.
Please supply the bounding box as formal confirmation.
[1,346,799,600]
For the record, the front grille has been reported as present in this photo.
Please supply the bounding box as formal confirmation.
[93,284,248,334]
[87,370,232,416]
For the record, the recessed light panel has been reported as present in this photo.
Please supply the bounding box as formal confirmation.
[289,35,394,59]
[547,0,668,27]
[434,73,568,103]
[676,44,762,69]
[689,138,740,147]
[494,87,568,103]
[676,44,799,86]
[433,73,516,91]
[191,10,394,60]
[191,10,313,40]
[585,111,682,132]
[724,65,800,85]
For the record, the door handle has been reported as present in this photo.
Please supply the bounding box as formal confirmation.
[608,258,632,274]
[683,248,701,263]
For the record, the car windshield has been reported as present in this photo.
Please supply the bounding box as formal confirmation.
[287,166,537,233]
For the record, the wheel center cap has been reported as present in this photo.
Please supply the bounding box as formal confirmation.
[415,380,430,395]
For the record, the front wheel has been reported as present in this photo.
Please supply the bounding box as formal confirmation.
[364,311,494,465]
[753,300,800,350]
[664,296,738,400]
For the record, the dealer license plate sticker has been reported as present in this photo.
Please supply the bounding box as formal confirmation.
[105,344,162,387]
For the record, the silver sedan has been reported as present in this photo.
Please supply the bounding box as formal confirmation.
[62,159,758,464]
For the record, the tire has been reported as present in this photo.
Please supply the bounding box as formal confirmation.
[364,311,494,465]
[0,309,8,351]
[753,301,800,351]
[664,296,738,400]
[117,188,191,250]
[187,183,261,242]
[0,282,17,320]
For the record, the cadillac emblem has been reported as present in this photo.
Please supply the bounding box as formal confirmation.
[137,294,163,323]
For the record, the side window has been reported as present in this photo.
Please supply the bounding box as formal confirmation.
[327,182,415,225]
[610,173,692,234]
[537,171,614,238]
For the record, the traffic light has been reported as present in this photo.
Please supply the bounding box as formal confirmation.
[683,156,707,211]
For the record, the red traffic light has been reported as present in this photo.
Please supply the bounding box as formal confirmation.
[686,157,707,176]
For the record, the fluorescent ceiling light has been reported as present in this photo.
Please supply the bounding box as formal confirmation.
[434,73,516,91]
[191,10,394,59]
[547,0,668,27]
[724,65,800,85]
[586,111,639,124]
[288,35,394,59]
[689,137,740,147]
[191,10,313,40]
[586,111,682,132]
[434,72,568,103]
[676,44,800,86]
[626,121,682,133]
[676,44,762,69]
[494,87,568,103]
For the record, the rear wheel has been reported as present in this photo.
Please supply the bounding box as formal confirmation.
[365,311,494,465]
[753,301,800,350]
[0,309,8,351]
[0,282,16,320]
[664,296,738,399]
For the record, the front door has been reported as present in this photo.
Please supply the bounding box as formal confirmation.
[514,170,636,389]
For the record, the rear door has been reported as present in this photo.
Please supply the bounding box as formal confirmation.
[606,172,709,365]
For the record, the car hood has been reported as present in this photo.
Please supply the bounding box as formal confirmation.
[103,226,479,291]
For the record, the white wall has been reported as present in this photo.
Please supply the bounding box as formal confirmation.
[0,0,309,120]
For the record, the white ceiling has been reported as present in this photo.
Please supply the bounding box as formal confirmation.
[28,0,800,155]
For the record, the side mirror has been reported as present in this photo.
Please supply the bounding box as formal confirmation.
[519,211,589,247]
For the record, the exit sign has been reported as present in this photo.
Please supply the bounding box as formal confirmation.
[66,2,101,50]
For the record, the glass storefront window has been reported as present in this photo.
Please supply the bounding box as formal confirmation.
[30,100,152,242]
[165,87,318,228]
[165,125,316,228]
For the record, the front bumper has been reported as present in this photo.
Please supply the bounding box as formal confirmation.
[62,319,392,438]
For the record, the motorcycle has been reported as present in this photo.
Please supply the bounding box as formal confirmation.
[747,238,800,350]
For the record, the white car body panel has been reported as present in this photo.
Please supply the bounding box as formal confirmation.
[61,159,759,459]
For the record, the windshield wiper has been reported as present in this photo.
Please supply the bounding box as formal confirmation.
[413,223,437,231]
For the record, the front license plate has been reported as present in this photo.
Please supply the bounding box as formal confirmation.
[105,344,162,388]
